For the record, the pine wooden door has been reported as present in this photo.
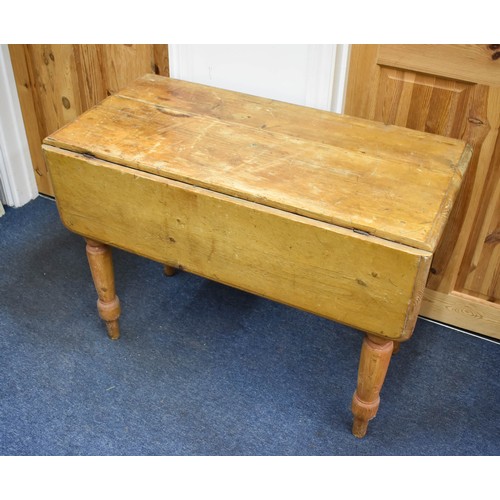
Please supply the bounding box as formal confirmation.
[9,44,170,196]
[345,44,500,338]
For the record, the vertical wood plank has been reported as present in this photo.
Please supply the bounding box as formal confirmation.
[344,44,381,118]
[8,44,170,196]
[153,44,170,76]
[8,44,53,195]
[458,128,500,301]
[73,44,108,108]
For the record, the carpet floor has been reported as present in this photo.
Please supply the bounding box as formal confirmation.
[0,196,499,455]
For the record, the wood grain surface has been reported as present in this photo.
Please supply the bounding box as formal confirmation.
[345,44,499,336]
[41,72,473,437]
[8,45,170,195]
[43,146,432,340]
[44,75,471,252]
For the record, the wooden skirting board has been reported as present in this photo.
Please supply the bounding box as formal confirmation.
[420,289,500,340]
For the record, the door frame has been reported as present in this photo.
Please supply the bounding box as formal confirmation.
[0,44,38,207]
[168,44,350,113]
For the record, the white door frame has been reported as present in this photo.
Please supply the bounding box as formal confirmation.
[0,44,38,207]
[168,44,350,113]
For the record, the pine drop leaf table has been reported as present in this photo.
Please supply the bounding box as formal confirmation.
[42,74,472,438]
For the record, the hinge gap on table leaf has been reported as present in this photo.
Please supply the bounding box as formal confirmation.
[353,228,371,236]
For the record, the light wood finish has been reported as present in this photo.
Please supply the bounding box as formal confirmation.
[42,75,470,437]
[377,44,500,87]
[85,238,121,340]
[44,75,471,252]
[8,44,169,196]
[392,341,400,355]
[345,44,500,337]
[352,335,394,438]
[421,289,500,340]
[44,146,432,340]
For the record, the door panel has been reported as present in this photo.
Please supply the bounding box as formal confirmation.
[8,44,169,196]
[345,44,500,338]
[374,69,478,138]
[377,44,499,87]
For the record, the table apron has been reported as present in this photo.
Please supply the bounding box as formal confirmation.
[44,146,432,340]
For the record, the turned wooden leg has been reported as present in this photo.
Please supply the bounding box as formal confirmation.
[163,264,177,276]
[351,334,393,438]
[392,341,400,355]
[85,238,121,340]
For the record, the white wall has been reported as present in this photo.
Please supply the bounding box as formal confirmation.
[169,44,349,113]
[0,45,38,207]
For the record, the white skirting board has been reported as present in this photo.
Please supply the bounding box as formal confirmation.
[0,45,38,208]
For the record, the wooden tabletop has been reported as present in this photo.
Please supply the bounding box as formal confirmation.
[44,74,471,251]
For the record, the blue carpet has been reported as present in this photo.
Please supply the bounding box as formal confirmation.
[0,196,499,455]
